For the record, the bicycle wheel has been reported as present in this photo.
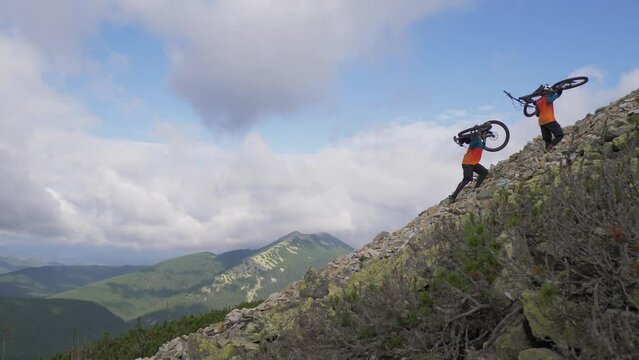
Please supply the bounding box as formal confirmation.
[483,120,510,152]
[552,76,588,91]
[523,103,538,117]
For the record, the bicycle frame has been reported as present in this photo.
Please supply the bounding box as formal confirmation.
[504,88,546,107]
[453,120,510,152]
[454,123,492,146]
[504,76,587,118]
[503,88,547,117]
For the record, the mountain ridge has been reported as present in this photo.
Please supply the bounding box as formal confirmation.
[141,88,639,359]
[52,232,351,323]
[0,255,56,274]
[0,264,146,297]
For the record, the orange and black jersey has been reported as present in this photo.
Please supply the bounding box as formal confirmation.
[462,137,485,165]
[535,92,561,125]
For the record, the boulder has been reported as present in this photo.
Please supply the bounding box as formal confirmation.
[521,290,593,355]
[491,313,534,360]
[517,348,565,360]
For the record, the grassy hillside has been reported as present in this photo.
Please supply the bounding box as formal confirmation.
[0,296,128,359]
[0,265,146,298]
[52,252,227,322]
[53,233,351,323]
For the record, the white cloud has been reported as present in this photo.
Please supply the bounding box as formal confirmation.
[0,33,463,252]
[115,0,467,131]
[0,34,94,238]
[0,0,115,56]
[25,121,465,252]
[0,0,468,132]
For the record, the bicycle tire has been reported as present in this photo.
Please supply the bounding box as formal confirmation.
[552,76,588,91]
[523,103,538,117]
[483,119,509,152]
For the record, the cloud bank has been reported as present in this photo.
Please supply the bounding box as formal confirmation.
[0,32,462,254]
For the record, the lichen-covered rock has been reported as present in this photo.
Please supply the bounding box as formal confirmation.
[521,290,593,355]
[491,314,533,360]
[517,348,565,360]
[219,343,237,359]
[298,268,330,299]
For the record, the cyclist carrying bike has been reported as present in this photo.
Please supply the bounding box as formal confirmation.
[448,132,488,203]
[535,84,564,150]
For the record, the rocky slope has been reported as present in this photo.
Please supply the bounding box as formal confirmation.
[141,89,639,359]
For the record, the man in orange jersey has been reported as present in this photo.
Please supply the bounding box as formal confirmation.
[535,85,563,150]
[448,132,488,203]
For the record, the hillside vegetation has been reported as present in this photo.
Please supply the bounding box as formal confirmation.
[51,300,262,360]
[0,296,128,359]
[143,90,639,359]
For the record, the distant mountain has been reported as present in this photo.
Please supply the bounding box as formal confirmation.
[141,232,352,323]
[53,232,352,323]
[51,252,229,322]
[0,255,53,274]
[0,296,128,359]
[192,232,352,301]
[0,264,146,298]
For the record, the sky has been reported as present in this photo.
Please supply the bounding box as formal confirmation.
[0,0,638,265]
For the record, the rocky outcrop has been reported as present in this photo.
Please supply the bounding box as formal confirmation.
[141,89,639,360]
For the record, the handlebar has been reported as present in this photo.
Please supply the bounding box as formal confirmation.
[504,87,557,105]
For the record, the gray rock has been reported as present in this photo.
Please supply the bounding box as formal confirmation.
[225,309,244,324]
[299,268,329,299]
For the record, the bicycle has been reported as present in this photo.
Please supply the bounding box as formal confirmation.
[503,76,588,117]
[453,120,510,152]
